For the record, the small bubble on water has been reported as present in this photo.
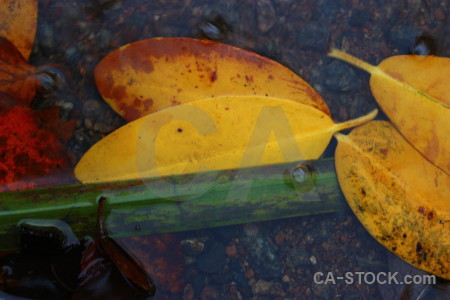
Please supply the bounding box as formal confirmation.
[290,164,316,195]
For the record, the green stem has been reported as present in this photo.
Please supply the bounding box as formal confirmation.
[0,159,343,251]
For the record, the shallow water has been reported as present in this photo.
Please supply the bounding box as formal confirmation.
[1,0,449,299]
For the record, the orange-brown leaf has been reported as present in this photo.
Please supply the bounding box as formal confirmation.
[95,37,330,121]
[0,0,38,59]
[0,37,37,106]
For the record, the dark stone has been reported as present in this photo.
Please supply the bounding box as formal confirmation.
[389,25,422,54]
[229,260,250,291]
[97,29,113,50]
[37,23,56,55]
[212,226,236,242]
[190,271,208,296]
[297,22,330,52]
[246,237,282,279]
[181,238,205,257]
[324,61,360,92]
[256,0,276,33]
[285,247,312,267]
[197,242,226,274]
[82,99,104,119]
[197,14,231,41]
[348,10,372,27]
[64,47,82,65]
[410,35,438,55]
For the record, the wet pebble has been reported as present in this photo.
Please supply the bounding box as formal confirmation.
[284,247,312,267]
[256,0,276,33]
[97,29,113,50]
[197,14,231,41]
[388,25,422,53]
[297,22,330,52]
[245,236,282,279]
[312,283,332,299]
[251,279,274,296]
[212,226,236,242]
[82,99,103,119]
[229,260,250,291]
[37,23,56,54]
[181,238,206,257]
[93,121,113,133]
[225,244,237,258]
[243,223,259,237]
[410,35,437,55]
[274,231,285,245]
[348,9,372,27]
[183,283,195,300]
[245,268,254,279]
[64,46,82,65]
[198,22,224,40]
[189,269,208,296]
[200,285,219,300]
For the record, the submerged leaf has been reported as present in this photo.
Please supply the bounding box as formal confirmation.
[0,0,37,59]
[95,37,331,121]
[329,49,450,175]
[0,37,37,105]
[335,121,450,279]
[75,95,376,183]
[97,197,156,295]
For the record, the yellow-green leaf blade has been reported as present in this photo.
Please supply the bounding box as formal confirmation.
[75,96,375,183]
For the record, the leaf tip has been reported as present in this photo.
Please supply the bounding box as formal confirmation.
[333,132,346,141]
[327,48,342,58]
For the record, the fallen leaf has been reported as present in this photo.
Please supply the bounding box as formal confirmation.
[96,197,156,295]
[329,49,450,175]
[335,121,450,279]
[75,95,376,183]
[95,37,331,121]
[0,37,37,106]
[76,197,156,298]
[0,0,37,59]
[76,238,148,300]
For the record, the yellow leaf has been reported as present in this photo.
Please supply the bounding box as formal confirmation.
[0,0,38,60]
[329,49,450,175]
[94,37,331,121]
[75,96,376,183]
[335,121,450,279]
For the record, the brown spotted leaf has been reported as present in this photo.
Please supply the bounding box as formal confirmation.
[335,121,450,279]
[95,37,330,121]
